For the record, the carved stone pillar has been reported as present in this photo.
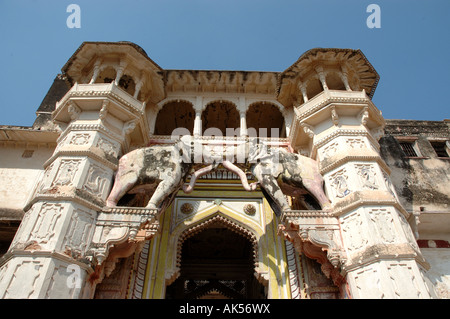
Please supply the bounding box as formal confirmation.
[315,66,328,91]
[238,97,248,137]
[290,89,436,298]
[239,110,248,137]
[193,97,203,137]
[0,82,150,298]
[298,81,308,103]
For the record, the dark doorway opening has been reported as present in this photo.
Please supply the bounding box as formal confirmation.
[165,225,266,299]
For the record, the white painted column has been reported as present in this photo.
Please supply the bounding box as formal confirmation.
[311,99,436,299]
[238,97,248,137]
[298,81,308,103]
[0,90,141,299]
[315,66,328,91]
[193,96,203,137]
[239,110,248,137]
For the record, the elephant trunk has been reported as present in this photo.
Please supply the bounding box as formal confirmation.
[222,160,257,191]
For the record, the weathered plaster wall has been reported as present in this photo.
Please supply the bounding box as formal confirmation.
[0,145,54,214]
[380,120,450,213]
[380,119,450,298]
[421,248,450,299]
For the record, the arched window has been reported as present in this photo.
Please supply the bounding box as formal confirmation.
[325,71,346,91]
[154,101,195,136]
[95,66,116,84]
[306,78,323,100]
[246,103,285,138]
[118,74,136,96]
[201,101,240,137]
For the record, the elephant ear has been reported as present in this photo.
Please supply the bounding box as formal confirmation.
[260,187,283,217]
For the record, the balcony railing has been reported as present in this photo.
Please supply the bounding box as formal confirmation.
[56,82,145,113]
[295,89,380,120]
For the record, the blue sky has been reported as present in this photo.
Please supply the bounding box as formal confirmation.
[0,0,449,126]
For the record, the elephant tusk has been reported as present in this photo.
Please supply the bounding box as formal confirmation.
[222,160,255,192]
[183,164,215,193]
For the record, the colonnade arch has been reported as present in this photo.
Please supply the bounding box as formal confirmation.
[154,97,289,138]
[246,102,286,138]
[154,100,195,136]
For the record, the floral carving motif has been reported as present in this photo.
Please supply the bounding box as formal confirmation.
[69,133,91,146]
[180,203,194,215]
[243,204,256,216]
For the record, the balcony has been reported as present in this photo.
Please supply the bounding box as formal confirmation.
[53,82,145,123]
[294,89,382,123]
[289,90,385,152]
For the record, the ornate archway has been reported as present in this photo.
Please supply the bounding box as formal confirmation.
[166,214,267,299]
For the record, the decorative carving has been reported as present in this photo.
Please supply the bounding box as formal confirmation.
[97,138,119,158]
[31,203,64,244]
[243,204,256,216]
[64,208,95,256]
[301,123,314,138]
[123,120,137,135]
[300,228,342,268]
[52,160,80,187]
[68,102,81,121]
[346,137,366,149]
[83,165,110,199]
[87,206,159,266]
[285,241,303,299]
[69,133,91,146]
[341,211,368,252]
[99,100,109,121]
[321,141,339,160]
[37,162,54,194]
[368,208,395,244]
[359,106,369,126]
[329,169,350,198]
[331,106,339,126]
[278,211,345,287]
[180,203,194,215]
[356,164,379,190]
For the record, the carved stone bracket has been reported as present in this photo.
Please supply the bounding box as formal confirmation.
[279,210,346,286]
[86,206,159,266]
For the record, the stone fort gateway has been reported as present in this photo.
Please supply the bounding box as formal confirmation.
[0,41,449,299]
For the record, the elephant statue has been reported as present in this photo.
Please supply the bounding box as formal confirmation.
[105,137,331,217]
[244,141,332,216]
[105,142,192,211]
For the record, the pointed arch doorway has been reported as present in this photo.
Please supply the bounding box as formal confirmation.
[165,217,267,299]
